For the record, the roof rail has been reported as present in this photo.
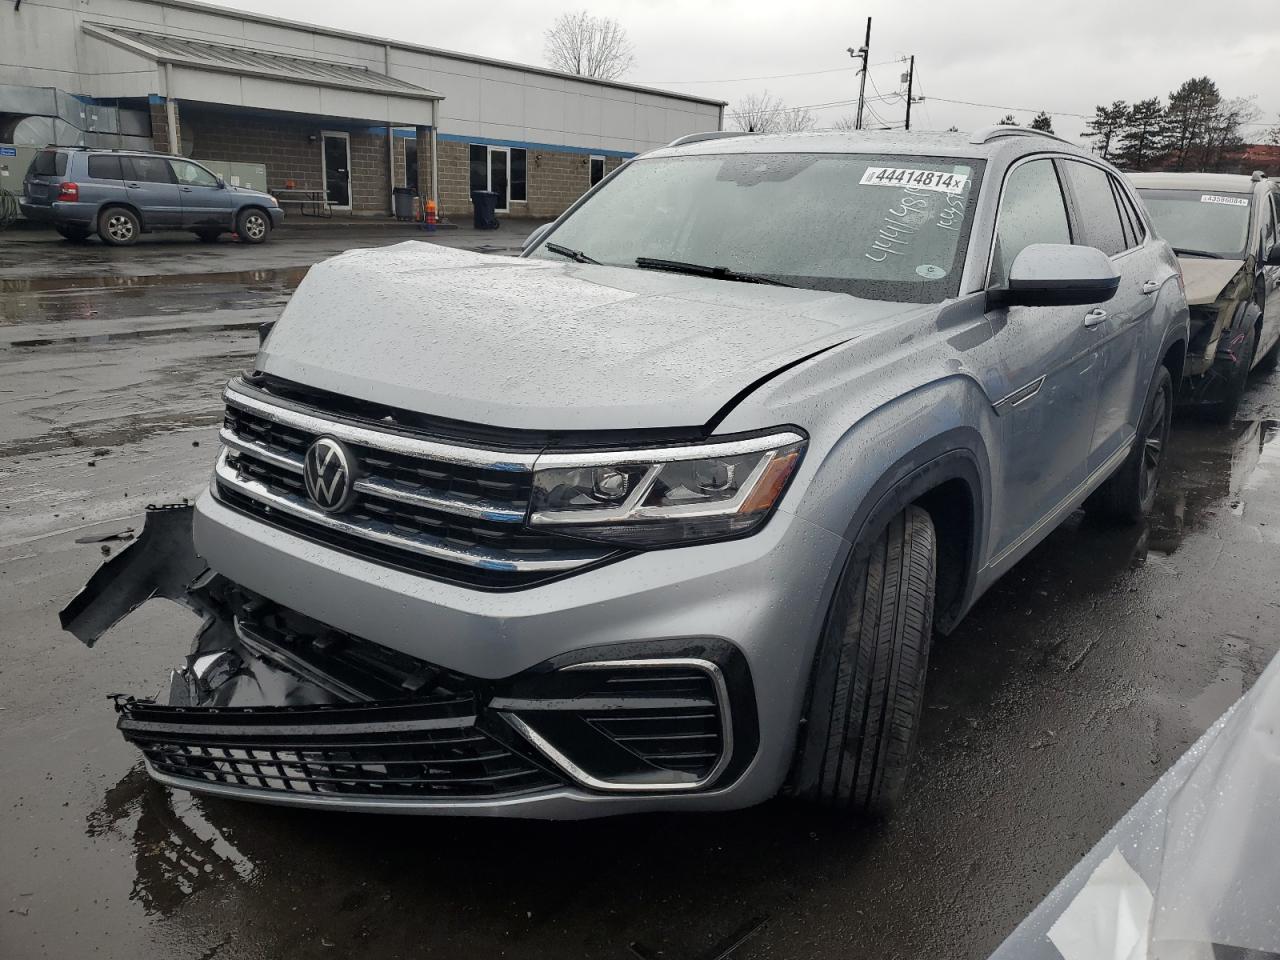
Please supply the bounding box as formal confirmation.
[968,125,1074,147]
[666,131,752,148]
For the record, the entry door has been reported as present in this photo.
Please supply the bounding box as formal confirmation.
[322,132,352,209]
[489,148,510,212]
[984,158,1102,560]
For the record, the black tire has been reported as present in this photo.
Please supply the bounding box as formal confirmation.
[195,229,221,243]
[236,208,271,244]
[799,505,937,816]
[97,207,140,246]
[1086,365,1173,524]
[55,224,90,242]
[1206,322,1257,424]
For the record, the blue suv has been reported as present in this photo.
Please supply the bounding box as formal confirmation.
[20,147,284,246]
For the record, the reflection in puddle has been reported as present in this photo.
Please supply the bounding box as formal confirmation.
[87,765,255,916]
[1142,419,1280,563]
[0,266,309,294]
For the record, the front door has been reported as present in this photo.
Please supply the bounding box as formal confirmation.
[489,147,509,212]
[1262,191,1280,356]
[322,132,351,209]
[170,158,234,228]
[983,157,1102,562]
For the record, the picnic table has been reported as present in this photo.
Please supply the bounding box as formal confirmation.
[271,188,332,218]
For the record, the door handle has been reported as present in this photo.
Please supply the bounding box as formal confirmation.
[1083,309,1109,328]
[181,186,193,192]
[126,182,139,188]
[1141,280,1160,295]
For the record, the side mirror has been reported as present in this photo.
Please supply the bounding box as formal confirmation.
[216,177,227,189]
[990,243,1121,308]
[1266,242,1280,267]
[522,223,552,252]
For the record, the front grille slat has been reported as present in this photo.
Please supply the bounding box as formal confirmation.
[218,391,616,588]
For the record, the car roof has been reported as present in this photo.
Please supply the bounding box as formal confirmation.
[646,127,1096,164]
[1126,171,1263,193]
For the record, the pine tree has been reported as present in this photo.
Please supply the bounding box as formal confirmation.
[1030,111,1054,133]
[1114,98,1164,171]
[1161,77,1221,170]
[1082,101,1129,159]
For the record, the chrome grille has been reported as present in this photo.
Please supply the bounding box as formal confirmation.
[215,386,614,587]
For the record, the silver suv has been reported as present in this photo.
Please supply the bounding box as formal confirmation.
[66,128,1188,818]
[20,147,283,245]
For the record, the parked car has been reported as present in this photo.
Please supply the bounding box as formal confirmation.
[20,147,283,246]
[1128,171,1280,421]
[65,127,1188,819]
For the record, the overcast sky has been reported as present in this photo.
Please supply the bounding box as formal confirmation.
[204,0,1279,146]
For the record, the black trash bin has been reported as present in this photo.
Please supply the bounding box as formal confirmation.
[392,186,418,221]
[471,190,499,230]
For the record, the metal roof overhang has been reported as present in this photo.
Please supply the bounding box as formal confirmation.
[82,23,441,126]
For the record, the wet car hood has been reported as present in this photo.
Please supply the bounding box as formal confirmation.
[258,241,922,431]
[1178,257,1246,307]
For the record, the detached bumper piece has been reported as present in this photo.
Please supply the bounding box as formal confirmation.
[117,698,559,800]
[62,506,757,810]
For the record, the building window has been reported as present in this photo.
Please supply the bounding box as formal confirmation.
[511,148,527,202]
[404,138,419,192]
[469,144,487,196]
[589,155,605,186]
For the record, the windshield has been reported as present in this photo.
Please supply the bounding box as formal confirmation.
[529,152,984,303]
[1137,189,1252,259]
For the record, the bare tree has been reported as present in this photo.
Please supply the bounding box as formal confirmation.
[544,11,636,81]
[729,90,788,133]
[997,114,1018,126]
[830,115,860,132]
[779,105,816,133]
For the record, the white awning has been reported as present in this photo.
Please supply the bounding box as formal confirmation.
[83,23,440,125]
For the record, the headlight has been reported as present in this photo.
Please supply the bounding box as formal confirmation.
[528,430,806,547]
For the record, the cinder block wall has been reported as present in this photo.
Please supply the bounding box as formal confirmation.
[181,109,391,215]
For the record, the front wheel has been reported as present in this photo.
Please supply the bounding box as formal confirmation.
[1086,365,1173,524]
[236,208,271,244]
[1205,322,1257,424]
[796,505,937,816]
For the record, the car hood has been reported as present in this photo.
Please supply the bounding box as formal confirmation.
[228,186,275,202]
[1178,257,1246,306]
[258,242,925,432]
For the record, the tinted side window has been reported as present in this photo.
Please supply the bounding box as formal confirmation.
[87,155,124,180]
[1261,191,1277,251]
[1061,161,1127,257]
[990,159,1071,287]
[170,160,219,187]
[124,156,174,183]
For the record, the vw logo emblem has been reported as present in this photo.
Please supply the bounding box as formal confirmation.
[303,437,356,513]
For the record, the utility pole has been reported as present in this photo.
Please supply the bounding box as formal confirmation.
[904,54,915,132]
[847,17,872,130]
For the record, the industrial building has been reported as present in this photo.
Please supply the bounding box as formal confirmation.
[0,0,725,219]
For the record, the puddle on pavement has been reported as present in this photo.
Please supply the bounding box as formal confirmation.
[10,320,262,348]
[0,265,309,295]
[1142,418,1280,562]
[1186,634,1254,728]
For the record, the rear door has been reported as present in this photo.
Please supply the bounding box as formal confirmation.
[170,158,234,228]
[1058,159,1160,474]
[122,154,182,227]
[84,154,131,210]
[984,156,1103,561]
[22,149,67,209]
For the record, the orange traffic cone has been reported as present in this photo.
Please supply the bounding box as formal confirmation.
[425,198,438,232]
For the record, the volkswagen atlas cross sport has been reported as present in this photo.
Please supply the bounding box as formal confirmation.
[64,127,1188,819]
[1127,171,1280,422]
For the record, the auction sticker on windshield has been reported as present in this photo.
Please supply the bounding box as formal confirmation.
[860,167,970,194]
[1200,195,1249,206]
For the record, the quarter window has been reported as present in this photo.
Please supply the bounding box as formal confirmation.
[991,159,1071,288]
[1060,160,1127,257]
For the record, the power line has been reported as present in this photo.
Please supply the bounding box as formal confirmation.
[635,59,904,86]
[925,95,1091,119]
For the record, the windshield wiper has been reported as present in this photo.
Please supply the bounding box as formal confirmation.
[1172,247,1224,259]
[634,256,795,288]
[544,242,599,265]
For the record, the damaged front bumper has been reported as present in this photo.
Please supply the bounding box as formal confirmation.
[61,506,758,817]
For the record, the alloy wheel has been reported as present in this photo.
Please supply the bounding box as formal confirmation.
[243,215,266,240]
[107,214,134,242]
[1139,383,1169,505]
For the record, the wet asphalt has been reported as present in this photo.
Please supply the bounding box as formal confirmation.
[2,227,1278,960]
